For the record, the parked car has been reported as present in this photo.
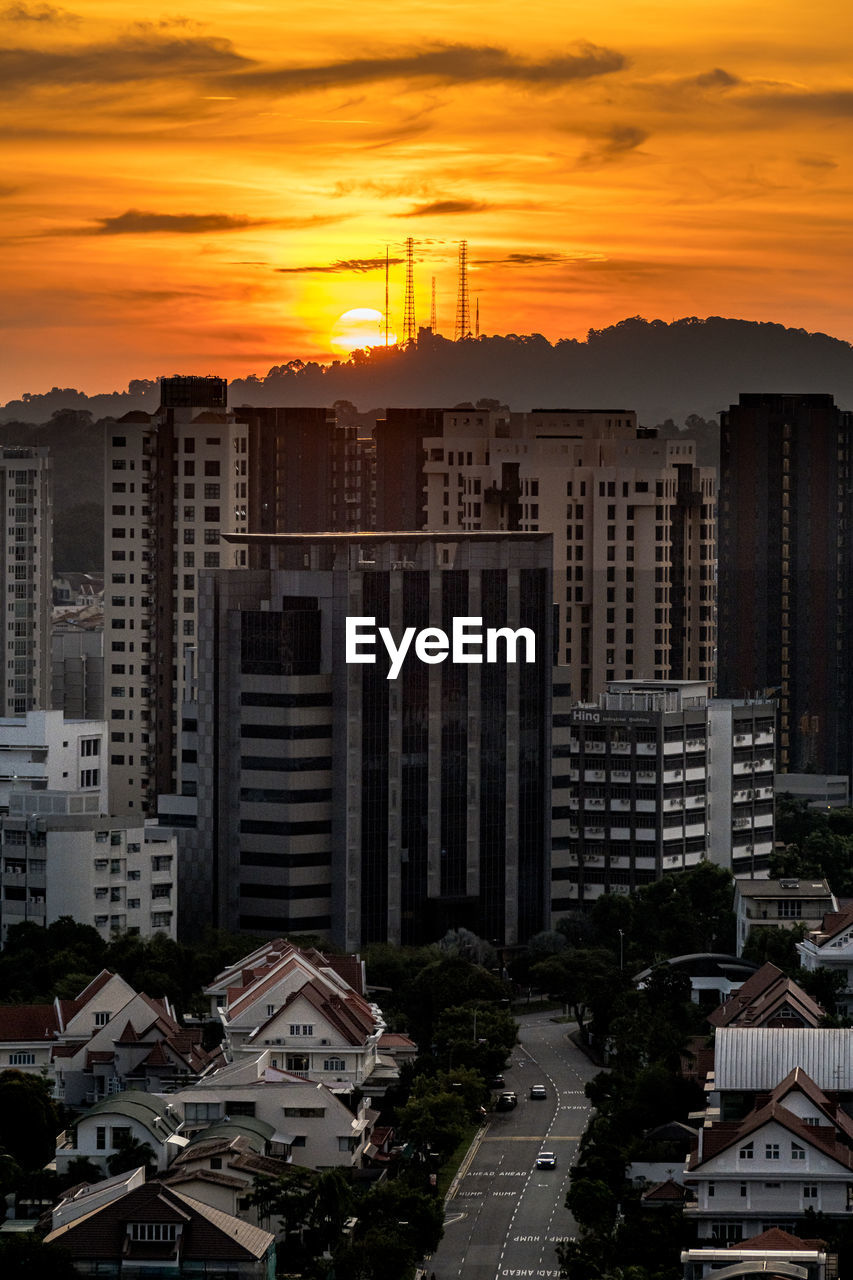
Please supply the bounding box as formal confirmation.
[495,1091,518,1111]
[536,1151,557,1168]
[530,1084,547,1100]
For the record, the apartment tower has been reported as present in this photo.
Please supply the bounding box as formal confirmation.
[423,409,716,703]
[718,393,853,777]
[0,445,52,716]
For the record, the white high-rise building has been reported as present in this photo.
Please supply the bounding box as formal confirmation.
[104,377,249,814]
[423,409,716,702]
[0,445,52,716]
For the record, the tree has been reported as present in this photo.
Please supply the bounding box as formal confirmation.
[0,1071,58,1169]
[60,1156,107,1189]
[397,1088,468,1161]
[0,1236,79,1279]
[106,1131,156,1178]
[308,1168,353,1254]
[432,1003,516,1077]
[249,1168,316,1236]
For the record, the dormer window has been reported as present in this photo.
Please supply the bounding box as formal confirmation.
[129,1223,177,1241]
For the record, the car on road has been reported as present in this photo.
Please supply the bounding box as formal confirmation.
[488,1075,506,1089]
[530,1084,547,1100]
[536,1150,557,1168]
[495,1091,518,1111]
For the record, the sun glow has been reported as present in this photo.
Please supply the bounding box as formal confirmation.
[330,308,397,354]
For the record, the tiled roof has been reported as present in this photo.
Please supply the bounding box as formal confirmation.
[0,1003,59,1042]
[114,1020,139,1043]
[809,902,853,945]
[45,1181,274,1261]
[708,961,825,1028]
[378,1032,417,1049]
[163,1168,245,1191]
[737,1227,826,1251]
[641,1179,686,1202]
[687,1095,853,1173]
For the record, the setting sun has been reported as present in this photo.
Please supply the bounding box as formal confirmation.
[330,309,397,354]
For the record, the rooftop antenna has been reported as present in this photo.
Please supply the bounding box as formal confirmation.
[475,296,480,340]
[455,240,470,341]
[430,276,437,334]
[403,237,416,344]
[384,245,390,346]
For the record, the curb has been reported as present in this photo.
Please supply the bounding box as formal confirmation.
[444,1119,490,1204]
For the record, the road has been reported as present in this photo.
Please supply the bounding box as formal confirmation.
[427,1011,597,1280]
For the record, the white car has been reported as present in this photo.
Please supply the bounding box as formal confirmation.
[536,1151,557,1169]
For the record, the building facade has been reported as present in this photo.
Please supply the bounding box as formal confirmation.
[0,445,53,716]
[718,392,853,777]
[551,681,775,915]
[190,532,553,949]
[0,708,106,811]
[423,408,716,702]
[0,791,177,944]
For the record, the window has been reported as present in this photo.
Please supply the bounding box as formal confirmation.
[151,911,172,928]
[804,1184,818,1200]
[129,1224,177,1241]
[204,460,220,476]
[96,1126,106,1150]
[791,1142,805,1160]
[324,1057,347,1071]
[738,1142,753,1159]
[765,1143,780,1160]
[289,1024,314,1036]
[283,1107,326,1118]
[184,1102,222,1122]
[8,1051,35,1065]
[266,1004,276,1016]
[94,1011,110,1027]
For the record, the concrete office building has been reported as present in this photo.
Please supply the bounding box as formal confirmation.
[0,445,53,716]
[718,392,853,777]
[423,408,715,703]
[190,532,553,949]
[551,681,775,917]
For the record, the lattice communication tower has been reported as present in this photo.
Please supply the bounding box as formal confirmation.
[455,240,471,341]
[403,237,416,344]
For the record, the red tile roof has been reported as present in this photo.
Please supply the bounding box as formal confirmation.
[736,1227,826,1251]
[0,1003,59,1042]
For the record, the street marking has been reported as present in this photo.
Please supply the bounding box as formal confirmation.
[483,1135,581,1141]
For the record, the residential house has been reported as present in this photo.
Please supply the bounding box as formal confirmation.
[55,1089,185,1177]
[44,1179,276,1278]
[684,1067,853,1242]
[170,1049,377,1171]
[163,1132,289,1230]
[681,1227,831,1280]
[710,1028,853,1119]
[51,1167,146,1230]
[707,962,826,1030]
[205,940,398,1095]
[797,903,853,1016]
[733,879,837,958]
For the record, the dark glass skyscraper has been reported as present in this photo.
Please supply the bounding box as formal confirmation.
[718,393,853,777]
[194,532,553,949]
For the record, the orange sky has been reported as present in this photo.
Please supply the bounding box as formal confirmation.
[2,0,852,401]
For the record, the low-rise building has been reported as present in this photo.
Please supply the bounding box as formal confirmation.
[797,903,853,1017]
[44,1179,276,1278]
[684,1067,853,1243]
[733,879,836,958]
[707,961,826,1030]
[205,939,398,1094]
[55,1090,185,1177]
[681,1227,831,1280]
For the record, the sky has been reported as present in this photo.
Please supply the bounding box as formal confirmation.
[2,0,852,402]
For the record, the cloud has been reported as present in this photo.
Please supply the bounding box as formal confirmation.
[0,2,78,20]
[404,199,490,217]
[687,68,741,89]
[0,33,249,91]
[797,154,838,170]
[229,41,627,96]
[62,210,274,236]
[577,124,649,166]
[275,256,404,274]
[475,251,608,267]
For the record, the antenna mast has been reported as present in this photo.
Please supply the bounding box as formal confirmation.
[455,240,470,341]
[475,296,479,339]
[430,276,437,333]
[403,237,416,344]
[384,245,389,346]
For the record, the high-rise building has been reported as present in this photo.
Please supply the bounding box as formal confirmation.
[104,377,249,813]
[0,445,52,716]
[190,532,554,949]
[374,407,444,530]
[423,409,716,702]
[551,680,775,918]
[718,392,853,777]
